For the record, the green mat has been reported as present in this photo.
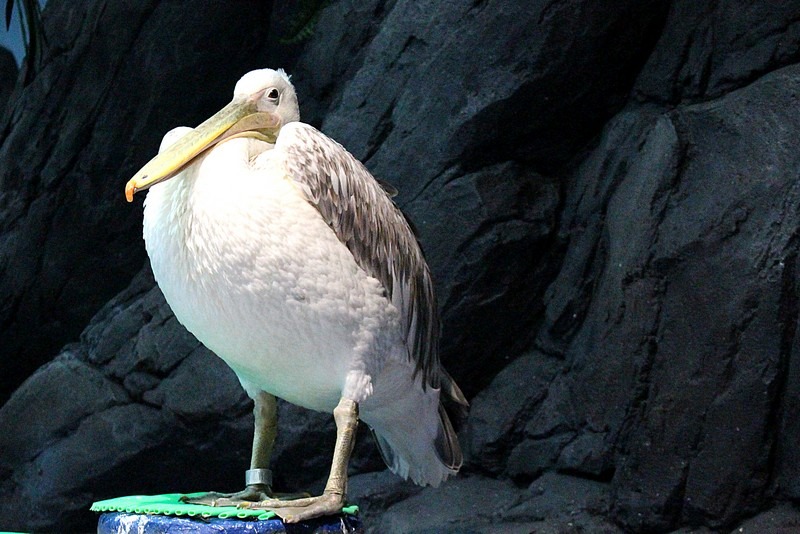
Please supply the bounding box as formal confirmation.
[90,493,358,521]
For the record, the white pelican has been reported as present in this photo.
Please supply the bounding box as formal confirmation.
[125,68,467,522]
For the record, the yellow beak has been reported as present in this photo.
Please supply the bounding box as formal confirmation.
[125,100,282,202]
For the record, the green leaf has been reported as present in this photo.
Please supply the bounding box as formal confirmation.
[5,0,13,30]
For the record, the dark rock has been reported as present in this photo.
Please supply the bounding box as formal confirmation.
[557,431,613,479]
[729,502,800,533]
[535,63,800,532]
[347,470,424,526]
[282,0,396,128]
[501,472,621,533]
[372,474,525,533]
[635,2,800,104]
[0,351,128,470]
[0,46,16,113]
[778,250,800,501]
[528,59,800,530]
[321,0,668,175]
[371,471,621,533]
[507,434,572,481]
[523,377,580,440]
[614,65,800,531]
[409,165,561,395]
[148,347,249,421]
[464,350,562,475]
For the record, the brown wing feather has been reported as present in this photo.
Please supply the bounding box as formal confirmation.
[276,122,441,389]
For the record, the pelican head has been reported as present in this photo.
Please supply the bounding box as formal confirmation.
[235,68,300,126]
[125,68,297,202]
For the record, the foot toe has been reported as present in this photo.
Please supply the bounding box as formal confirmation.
[181,485,271,507]
[281,494,345,523]
[181,492,226,506]
[244,493,345,522]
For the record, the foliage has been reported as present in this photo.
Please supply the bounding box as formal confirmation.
[5,0,46,78]
[279,0,331,45]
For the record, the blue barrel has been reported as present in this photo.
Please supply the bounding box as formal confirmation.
[97,511,364,533]
[92,494,364,533]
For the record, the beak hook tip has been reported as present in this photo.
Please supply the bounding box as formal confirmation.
[125,181,137,203]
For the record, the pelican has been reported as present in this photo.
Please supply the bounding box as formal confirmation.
[125,68,467,523]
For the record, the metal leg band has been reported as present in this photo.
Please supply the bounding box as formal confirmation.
[245,468,273,487]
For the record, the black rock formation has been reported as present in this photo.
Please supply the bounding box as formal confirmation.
[0,47,17,112]
[1,0,800,532]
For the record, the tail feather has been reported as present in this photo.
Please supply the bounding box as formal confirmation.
[370,427,400,475]
[441,368,468,408]
[435,403,462,471]
[368,401,462,487]
[363,391,463,486]
[440,369,469,431]
[362,362,467,486]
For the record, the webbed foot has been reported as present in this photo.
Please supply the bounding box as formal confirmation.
[240,491,346,523]
[181,484,272,507]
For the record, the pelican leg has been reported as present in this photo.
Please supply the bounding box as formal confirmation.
[242,397,358,523]
[183,391,278,506]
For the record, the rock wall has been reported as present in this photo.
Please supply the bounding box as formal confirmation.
[1,0,800,532]
[0,47,17,112]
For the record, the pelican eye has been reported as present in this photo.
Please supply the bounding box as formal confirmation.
[266,88,280,101]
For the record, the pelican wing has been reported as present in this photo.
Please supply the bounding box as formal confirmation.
[276,122,440,390]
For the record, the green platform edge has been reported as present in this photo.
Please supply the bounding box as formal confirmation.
[91,493,359,522]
